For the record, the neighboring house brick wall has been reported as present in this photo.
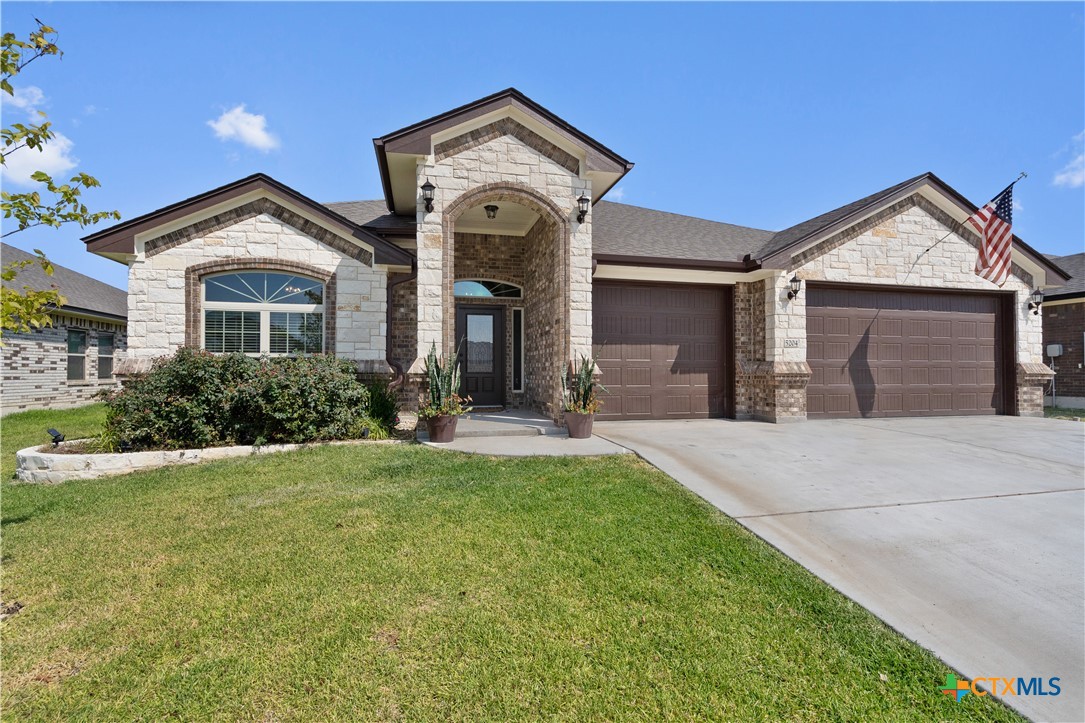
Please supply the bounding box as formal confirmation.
[1,314,127,415]
[1042,300,1085,405]
[127,211,387,368]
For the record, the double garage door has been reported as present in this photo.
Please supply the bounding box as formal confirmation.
[806,286,1009,418]
[593,281,731,421]
[593,280,1010,421]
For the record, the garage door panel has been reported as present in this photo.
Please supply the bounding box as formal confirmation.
[594,282,730,421]
[806,286,1005,419]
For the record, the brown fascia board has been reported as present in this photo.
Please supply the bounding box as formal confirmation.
[82,173,414,268]
[373,88,635,212]
[759,172,1072,283]
[593,253,760,272]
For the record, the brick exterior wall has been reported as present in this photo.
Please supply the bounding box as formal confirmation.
[1042,300,1085,406]
[1,313,127,415]
[452,231,528,410]
[126,206,388,370]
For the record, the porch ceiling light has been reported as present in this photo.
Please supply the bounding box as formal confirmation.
[420,180,436,213]
[576,194,590,223]
[1028,288,1044,315]
[484,204,499,220]
[787,275,802,301]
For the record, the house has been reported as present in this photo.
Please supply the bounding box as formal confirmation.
[1041,252,1084,408]
[1,242,128,415]
[82,89,1069,422]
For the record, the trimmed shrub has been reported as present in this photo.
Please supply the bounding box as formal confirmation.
[364,377,400,433]
[102,348,371,451]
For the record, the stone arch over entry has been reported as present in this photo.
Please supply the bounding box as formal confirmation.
[442,182,572,416]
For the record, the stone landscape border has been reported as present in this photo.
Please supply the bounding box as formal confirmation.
[15,438,401,484]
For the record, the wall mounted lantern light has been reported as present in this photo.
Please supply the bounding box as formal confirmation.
[787,275,802,301]
[576,194,590,223]
[484,204,499,220]
[420,180,436,213]
[1028,288,1044,315]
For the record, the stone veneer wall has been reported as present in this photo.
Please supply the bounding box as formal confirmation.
[1,313,127,415]
[127,210,388,368]
[413,124,593,373]
[757,193,1049,418]
[1041,300,1085,405]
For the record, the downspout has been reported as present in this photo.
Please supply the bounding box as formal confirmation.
[386,259,417,391]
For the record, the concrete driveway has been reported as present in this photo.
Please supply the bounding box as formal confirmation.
[594,416,1085,722]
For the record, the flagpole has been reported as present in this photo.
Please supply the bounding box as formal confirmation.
[923,171,1027,254]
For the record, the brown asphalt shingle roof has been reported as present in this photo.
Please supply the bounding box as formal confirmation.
[2,242,127,319]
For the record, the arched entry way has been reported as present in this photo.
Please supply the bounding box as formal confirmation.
[442,183,571,417]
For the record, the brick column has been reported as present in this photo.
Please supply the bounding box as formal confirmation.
[1015,362,1054,416]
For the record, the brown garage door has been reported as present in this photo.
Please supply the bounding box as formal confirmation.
[593,281,731,420]
[806,286,1008,418]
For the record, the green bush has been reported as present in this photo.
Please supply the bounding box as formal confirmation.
[364,377,400,432]
[102,348,372,451]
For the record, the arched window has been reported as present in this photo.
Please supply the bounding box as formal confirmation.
[202,271,324,354]
[453,279,522,299]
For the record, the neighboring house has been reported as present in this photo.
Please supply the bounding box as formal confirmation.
[1041,252,1084,408]
[82,89,1069,423]
[1,242,127,415]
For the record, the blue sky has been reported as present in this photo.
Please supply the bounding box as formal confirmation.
[2,2,1082,290]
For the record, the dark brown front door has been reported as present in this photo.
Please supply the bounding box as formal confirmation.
[593,281,732,420]
[455,306,504,408]
[806,285,1008,418]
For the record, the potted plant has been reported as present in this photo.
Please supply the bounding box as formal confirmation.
[418,343,471,443]
[561,355,606,439]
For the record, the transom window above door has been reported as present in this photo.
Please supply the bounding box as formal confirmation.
[453,280,522,299]
[202,271,325,355]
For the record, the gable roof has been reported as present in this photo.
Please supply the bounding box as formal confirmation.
[1044,252,1084,300]
[323,199,416,236]
[83,174,414,267]
[2,242,127,320]
[373,88,634,213]
[756,172,1070,284]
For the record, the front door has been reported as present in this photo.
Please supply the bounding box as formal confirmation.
[455,306,504,408]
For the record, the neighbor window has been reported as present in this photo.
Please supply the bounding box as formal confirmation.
[67,329,87,381]
[453,280,522,299]
[202,271,324,355]
[97,332,115,379]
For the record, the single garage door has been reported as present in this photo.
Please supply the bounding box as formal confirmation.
[593,281,731,420]
[806,286,1008,418]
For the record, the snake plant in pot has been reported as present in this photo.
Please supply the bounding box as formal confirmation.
[561,354,606,439]
[418,342,471,443]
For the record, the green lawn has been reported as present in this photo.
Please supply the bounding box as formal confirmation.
[1,406,1019,721]
[1045,405,1085,421]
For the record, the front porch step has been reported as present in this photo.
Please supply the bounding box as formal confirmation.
[416,411,566,441]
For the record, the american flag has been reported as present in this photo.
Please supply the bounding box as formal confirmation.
[967,183,1016,287]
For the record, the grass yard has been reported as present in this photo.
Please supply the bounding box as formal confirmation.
[1044,404,1085,421]
[1,406,1019,721]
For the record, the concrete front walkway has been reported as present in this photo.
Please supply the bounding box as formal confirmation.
[594,416,1085,723]
[418,410,630,456]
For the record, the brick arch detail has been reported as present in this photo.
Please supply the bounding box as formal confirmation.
[184,257,337,352]
[441,183,572,382]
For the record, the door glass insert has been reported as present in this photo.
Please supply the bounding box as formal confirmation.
[465,314,494,373]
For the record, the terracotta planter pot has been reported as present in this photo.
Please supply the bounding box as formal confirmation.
[425,414,459,443]
[564,411,595,439]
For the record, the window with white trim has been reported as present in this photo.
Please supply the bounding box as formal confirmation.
[454,279,522,298]
[97,332,115,379]
[67,329,87,380]
[202,271,324,355]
